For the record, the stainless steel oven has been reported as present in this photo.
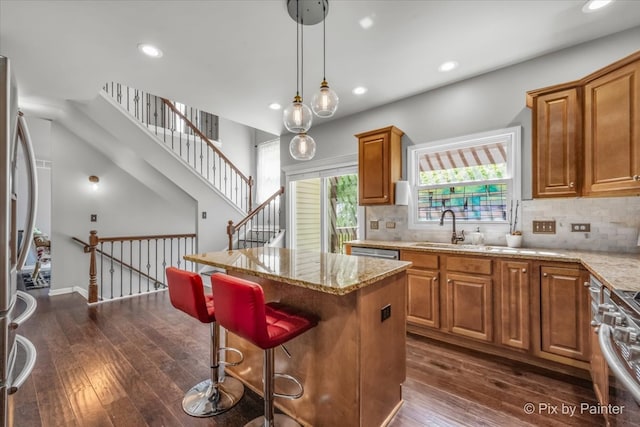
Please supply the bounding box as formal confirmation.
[590,275,640,425]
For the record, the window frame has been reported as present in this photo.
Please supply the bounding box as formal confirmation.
[407,126,521,230]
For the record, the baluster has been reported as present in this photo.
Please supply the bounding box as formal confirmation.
[138,240,142,294]
[146,239,151,292]
[170,238,174,271]
[154,238,159,289]
[207,145,210,182]
[162,238,167,287]
[120,241,124,298]
[109,242,114,300]
[100,241,104,301]
[177,238,181,269]
[129,241,133,296]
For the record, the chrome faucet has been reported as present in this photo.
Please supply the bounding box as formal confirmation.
[439,209,465,244]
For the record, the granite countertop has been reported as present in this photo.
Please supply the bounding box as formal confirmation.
[348,240,640,292]
[184,247,411,296]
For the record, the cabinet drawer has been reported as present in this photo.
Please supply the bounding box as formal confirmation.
[401,251,439,269]
[446,256,492,275]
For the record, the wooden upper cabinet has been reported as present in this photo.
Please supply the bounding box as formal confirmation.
[528,85,581,198]
[356,126,404,205]
[583,59,640,197]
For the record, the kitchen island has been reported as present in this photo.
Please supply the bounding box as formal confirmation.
[184,247,411,427]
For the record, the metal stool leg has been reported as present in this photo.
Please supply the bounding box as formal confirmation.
[245,348,300,427]
[182,322,244,417]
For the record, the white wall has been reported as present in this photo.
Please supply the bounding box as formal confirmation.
[280,26,640,252]
[51,123,196,291]
[218,117,255,180]
[281,26,640,201]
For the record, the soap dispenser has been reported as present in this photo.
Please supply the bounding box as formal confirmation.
[470,227,485,246]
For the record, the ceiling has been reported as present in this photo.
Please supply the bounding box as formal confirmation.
[2,0,640,136]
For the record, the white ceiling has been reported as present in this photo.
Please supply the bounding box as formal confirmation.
[2,0,640,136]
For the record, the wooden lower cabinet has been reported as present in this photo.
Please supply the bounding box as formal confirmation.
[445,273,493,342]
[499,260,530,350]
[407,268,440,328]
[540,265,590,362]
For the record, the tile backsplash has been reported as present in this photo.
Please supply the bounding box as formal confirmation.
[366,196,640,253]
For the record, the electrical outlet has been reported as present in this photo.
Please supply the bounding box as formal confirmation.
[571,223,591,232]
[90,214,97,222]
[202,211,207,219]
[386,221,396,229]
[532,220,556,234]
[370,220,379,230]
[380,304,391,322]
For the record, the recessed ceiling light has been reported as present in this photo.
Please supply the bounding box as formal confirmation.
[582,0,614,13]
[359,16,374,29]
[352,86,368,95]
[268,102,282,110]
[137,43,163,58]
[438,61,459,72]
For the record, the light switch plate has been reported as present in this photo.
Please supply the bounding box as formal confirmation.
[370,220,379,230]
[532,220,556,234]
[90,214,97,222]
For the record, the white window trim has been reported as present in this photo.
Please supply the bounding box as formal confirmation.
[284,155,365,251]
[407,126,521,231]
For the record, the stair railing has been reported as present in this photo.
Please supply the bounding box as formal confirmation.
[103,82,253,212]
[73,230,197,303]
[227,187,284,250]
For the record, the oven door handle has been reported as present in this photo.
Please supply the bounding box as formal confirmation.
[599,324,640,404]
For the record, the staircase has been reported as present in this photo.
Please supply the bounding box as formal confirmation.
[101,82,283,251]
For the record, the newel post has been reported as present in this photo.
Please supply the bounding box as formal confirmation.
[86,230,99,303]
[248,176,254,212]
[227,221,235,251]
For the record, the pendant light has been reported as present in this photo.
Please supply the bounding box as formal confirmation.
[289,133,316,160]
[283,0,312,134]
[311,1,339,118]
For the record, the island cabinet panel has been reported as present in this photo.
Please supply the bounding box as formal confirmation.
[530,86,581,198]
[584,59,640,197]
[498,260,530,350]
[445,273,493,342]
[356,126,403,205]
[539,266,590,362]
[407,268,440,328]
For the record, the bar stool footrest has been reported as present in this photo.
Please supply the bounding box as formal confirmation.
[273,373,304,400]
[218,346,244,367]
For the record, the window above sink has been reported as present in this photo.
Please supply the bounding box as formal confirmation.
[407,126,522,230]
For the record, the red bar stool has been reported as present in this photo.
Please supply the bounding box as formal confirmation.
[211,273,319,427]
[165,267,245,417]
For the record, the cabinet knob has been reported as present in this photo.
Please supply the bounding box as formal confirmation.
[543,273,548,277]
[521,268,527,273]
[447,279,452,283]
[569,181,574,188]
[433,277,438,282]
[583,281,590,287]
[634,175,640,182]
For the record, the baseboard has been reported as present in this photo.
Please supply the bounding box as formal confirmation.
[48,286,88,299]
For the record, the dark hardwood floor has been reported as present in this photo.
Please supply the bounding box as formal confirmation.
[11,289,605,426]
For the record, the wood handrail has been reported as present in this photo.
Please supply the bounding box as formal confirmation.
[227,186,284,250]
[95,233,197,243]
[160,98,251,183]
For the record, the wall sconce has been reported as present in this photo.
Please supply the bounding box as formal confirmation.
[89,175,100,191]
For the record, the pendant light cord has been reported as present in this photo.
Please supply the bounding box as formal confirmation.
[323,2,326,80]
[295,0,300,97]
[301,13,304,100]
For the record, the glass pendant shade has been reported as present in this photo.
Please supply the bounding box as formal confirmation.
[283,95,313,133]
[289,133,316,161]
[311,80,339,117]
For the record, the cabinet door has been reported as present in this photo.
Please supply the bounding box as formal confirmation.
[358,131,391,205]
[532,88,581,197]
[407,268,439,328]
[540,266,589,361]
[584,60,640,196]
[445,273,493,342]
[499,261,530,350]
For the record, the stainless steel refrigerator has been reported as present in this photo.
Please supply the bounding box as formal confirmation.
[1,55,38,427]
